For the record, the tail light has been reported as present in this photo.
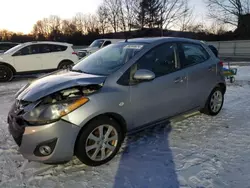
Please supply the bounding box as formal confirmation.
[218,61,224,67]
[72,52,77,55]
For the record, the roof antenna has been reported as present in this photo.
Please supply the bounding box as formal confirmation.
[125,32,128,42]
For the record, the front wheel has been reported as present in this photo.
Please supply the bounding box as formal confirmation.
[0,65,14,82]
[201,87,224,116]
[75,116,124,166]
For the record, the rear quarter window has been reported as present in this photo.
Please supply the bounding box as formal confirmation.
[181,43,210,67]
[51,45,68,52]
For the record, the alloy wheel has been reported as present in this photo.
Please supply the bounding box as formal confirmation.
[210,90,223,113]
[85,125,118,161]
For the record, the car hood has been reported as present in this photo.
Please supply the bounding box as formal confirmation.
[16,70,107,102]
[79,47,99,52]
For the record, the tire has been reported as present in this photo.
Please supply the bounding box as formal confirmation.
[0,65,14,82]
[75,116,125,166]
[58,61,74,70]
[201,87,224,116]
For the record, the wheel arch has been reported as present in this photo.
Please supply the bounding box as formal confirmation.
[0,62,16,74]
[58,59,74,69]
[73,112,127,154]
[216,82,226,94]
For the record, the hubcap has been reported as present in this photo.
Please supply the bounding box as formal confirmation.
[210,90,223,113]
[0,69,8,79]
[85,125,118,161]
[61,64,72,69]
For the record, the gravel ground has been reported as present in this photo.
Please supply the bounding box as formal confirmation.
[0,66,250,188]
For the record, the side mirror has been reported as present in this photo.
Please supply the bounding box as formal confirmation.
[133,69,155,81]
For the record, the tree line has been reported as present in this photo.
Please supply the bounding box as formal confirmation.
[1,0,250,45]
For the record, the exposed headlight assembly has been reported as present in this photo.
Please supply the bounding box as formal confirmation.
[23,97,89,125]
[23,87,95,125]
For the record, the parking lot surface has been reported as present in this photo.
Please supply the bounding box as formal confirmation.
[1,66,250,188]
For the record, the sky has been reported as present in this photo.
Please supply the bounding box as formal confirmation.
[0,0,206,34]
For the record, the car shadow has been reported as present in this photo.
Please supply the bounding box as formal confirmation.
[112,123,180,188]
[17,122,180,188]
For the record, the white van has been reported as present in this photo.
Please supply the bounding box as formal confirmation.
[77,39,125,59]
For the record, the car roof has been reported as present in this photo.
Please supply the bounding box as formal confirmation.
[22,41,73,46]
[0,42,20,44]
[96,38,124,40]
[124,37,201,44]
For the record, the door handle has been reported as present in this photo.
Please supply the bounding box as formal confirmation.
[174,77,183,83]
[208,66,213,71]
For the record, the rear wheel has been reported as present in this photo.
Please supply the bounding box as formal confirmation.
[58,61,74,70]
[0,65,14,82]
[201,87,224,116]
[75,116,124,166]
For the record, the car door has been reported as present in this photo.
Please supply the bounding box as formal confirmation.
[128,42,189,128]
[12,44,43,72]
[40,44,68,70]
[178,42,217,108]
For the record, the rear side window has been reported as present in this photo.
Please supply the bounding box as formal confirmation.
[39,44,52,53]
[39,44,67,53]
[53,44,67,52]
[181,43,210,67]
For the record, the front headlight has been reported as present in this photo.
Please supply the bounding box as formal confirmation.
[23,97,89,125]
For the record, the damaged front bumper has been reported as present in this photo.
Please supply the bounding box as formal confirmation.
[8,115,81,163]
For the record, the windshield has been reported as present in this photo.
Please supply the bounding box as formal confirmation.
[4,44,23,54]
[72,42,146,76]
[89,40,105,48]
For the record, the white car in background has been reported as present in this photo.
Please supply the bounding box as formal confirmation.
[0,41,79,81]
[77,39,125,59]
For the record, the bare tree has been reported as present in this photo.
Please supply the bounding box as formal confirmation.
[122,0,137,31]
[97,4,109,34]
[0,30,13,40]
[243,0,250,13]
[83,14,99,34]
[159,0,187,30]
[134,0,146,29]
[177,0,194,31]
[61,19,78,35]
[104,0,121,33]
[118,0,127,31]
[72,13,85,33]
[208,22,227,34]
[48,15,61,31]
[32,19,50,37]
[205,0,250,27]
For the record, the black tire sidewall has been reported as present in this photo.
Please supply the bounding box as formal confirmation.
[0,65,13,82]
[207,87,224,116]
[75,116,124,166]
[58,61,73,69]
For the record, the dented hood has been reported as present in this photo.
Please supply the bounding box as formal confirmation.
[16,70,107,102]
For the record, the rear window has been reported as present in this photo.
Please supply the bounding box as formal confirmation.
[53,44,68,52]
[39,44,68,53]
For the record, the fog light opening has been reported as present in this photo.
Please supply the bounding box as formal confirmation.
[34,138,57,157]
[39,145,52,156]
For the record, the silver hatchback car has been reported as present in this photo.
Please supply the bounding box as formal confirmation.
[8,37,226,166]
